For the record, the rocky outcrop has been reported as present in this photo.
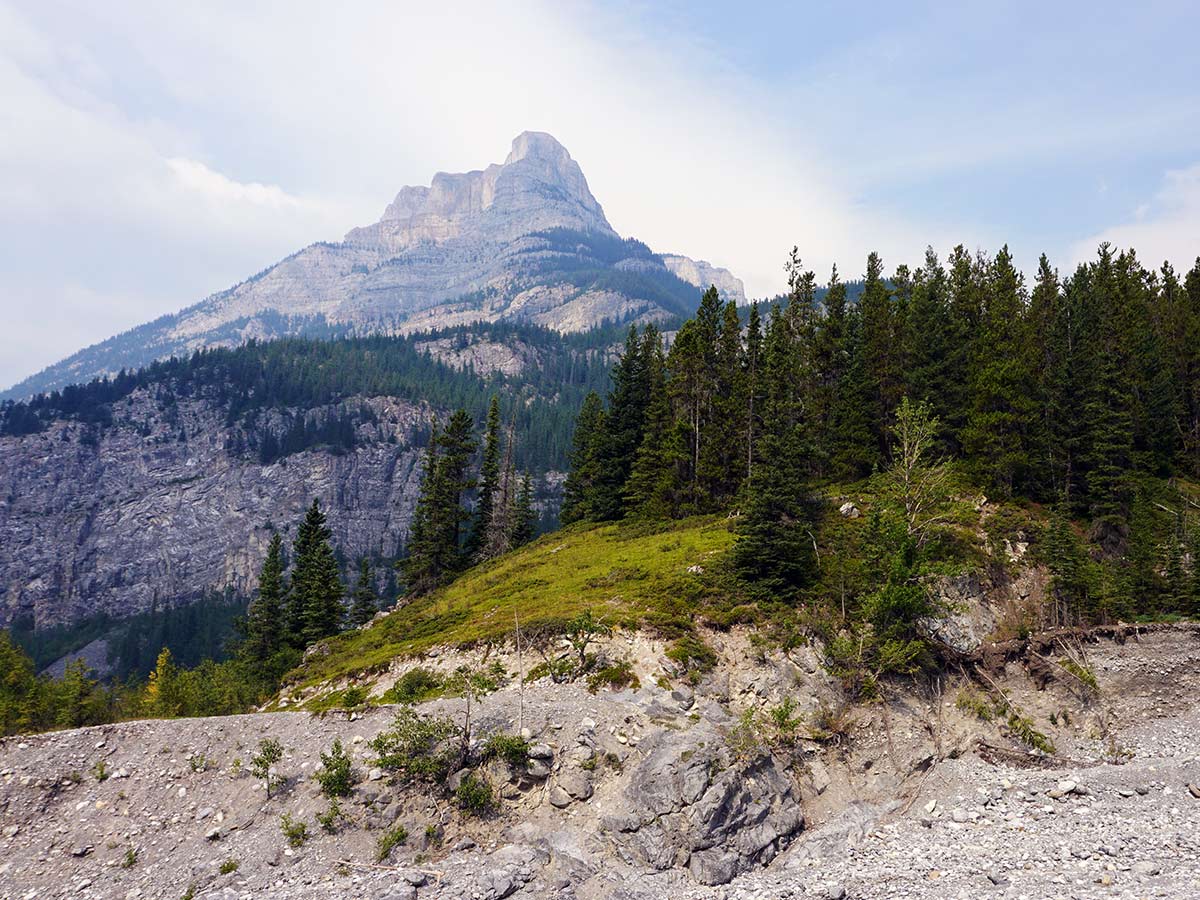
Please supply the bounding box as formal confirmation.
[660,254,746,305]
[7,133,741,400]
[604,718,804,884]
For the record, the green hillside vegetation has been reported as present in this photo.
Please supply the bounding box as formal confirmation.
[288,515,736,689]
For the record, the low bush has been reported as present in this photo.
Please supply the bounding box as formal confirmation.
[586,660,640,693]
[279,813,308,848]
[481,732,530,766]
[381,667,444,705]
[369,708,461,782]
[376,824,408,861]
[454,772,495,817]
[314,737,356,797]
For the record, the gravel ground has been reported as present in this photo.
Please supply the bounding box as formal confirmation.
[0,628,1196,900]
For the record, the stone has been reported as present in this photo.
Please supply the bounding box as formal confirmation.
[1048,779,1078,799]
[1133,861,1161,876]
[557,771,594,801]
[72,845,93,857]
[1187,783,1200,799]
[838,502,860,519]
[548,786,573,808]
[951,808,969,823]
[527,744,554,760]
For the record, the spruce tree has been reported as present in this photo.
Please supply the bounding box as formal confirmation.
[511,474,537,548]
[962,245,1035,496]
[467,396,502,559]
[350,557,377,627]
[401,410,477,592]
[561,392,606,524]
[290,499,344,645]
[743,302,765,483]
[242,532,285,664]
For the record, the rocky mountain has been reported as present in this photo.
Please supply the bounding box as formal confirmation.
[4,132,743,401]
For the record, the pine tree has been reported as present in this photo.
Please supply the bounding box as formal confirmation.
[594,326,653,520]
[511,474,537,548]
[242,532,286,664]
[467,396,502,558]
[860,251,900,455]
[289,499,344,646]
[481,417,518,560]
[350,557,377,627]
[560,392,606,525]
[962,245,1035,496]
[743,302,765,483]
[624,331,675,518]
[401,410,477,592]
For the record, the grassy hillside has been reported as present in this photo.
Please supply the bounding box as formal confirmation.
[288,515,737,687]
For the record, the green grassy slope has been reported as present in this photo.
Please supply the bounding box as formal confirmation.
[288,516,736,687]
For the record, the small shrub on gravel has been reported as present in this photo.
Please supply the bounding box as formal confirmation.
[279,813,308,848]
[251,738,284,797]
[314,738,356,797]
[121,848,137,868]
[482,732,531,766]
[91,760,109,782]
[586,660,640,693]
[381,667,444,705]
[181,885,196,900]
[317,800,343,833]
[376,824,408,861]
[219,859,239,875]
[454,772,495,817]
[370,708,461,782]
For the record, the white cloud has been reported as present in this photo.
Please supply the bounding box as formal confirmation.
[1072,164,1200,271]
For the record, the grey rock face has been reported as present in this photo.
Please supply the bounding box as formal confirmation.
[605,720,804,885]
[8,132,742,400]
[0,389,429,630]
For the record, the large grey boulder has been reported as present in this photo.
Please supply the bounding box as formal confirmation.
[602,721,803,885]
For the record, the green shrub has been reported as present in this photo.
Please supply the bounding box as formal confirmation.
[665,635,718,685]
[454,772,495,816]
[481,732,530,766]
[376,824,408,861]
[92,760,109,782]
[1006,712,1056,755]
[314,738,356,798]
[279,813,308,848]
[121,847,137,869]
[381,667,444,705]
[586,660,640,693]
[317,800,342,834]
[251,738,284,797]
[219,859,239,875]
[369,708,461,782]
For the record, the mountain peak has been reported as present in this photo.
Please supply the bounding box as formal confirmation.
[349,131,611,251]
[504,130,570,166]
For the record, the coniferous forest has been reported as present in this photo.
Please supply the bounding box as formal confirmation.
[563,244,1200,625]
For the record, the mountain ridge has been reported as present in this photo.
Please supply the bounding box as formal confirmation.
[4,132,743,401]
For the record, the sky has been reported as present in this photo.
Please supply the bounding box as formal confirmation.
[2,0,1199,390]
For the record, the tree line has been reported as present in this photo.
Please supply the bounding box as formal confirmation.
[563,244,1200,618]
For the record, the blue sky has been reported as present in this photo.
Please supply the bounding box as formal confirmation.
[2,0,1199,389]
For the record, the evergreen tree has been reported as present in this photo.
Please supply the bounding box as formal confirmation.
[289,499,344,646]
[511,474,537,548]
[467,396,502,558]
[743,302,765,483]
[350,557,378,627]
[624,330,676,518]
[594,326,653,519]
[241,532,285,663]
[401,410,477,592]
[560,392,606,524]
[962,245,1035,496]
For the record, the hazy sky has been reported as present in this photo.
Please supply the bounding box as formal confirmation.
[2,0,1199,389]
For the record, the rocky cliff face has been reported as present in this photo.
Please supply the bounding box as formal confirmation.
[6,132,742,400]
[0,388,431,630]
